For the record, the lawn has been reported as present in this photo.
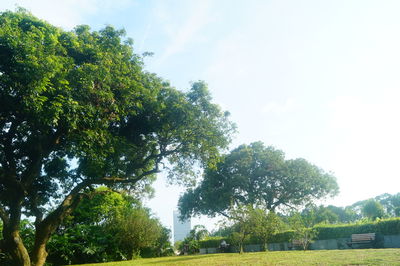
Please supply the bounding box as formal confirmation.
[74,249,400,265]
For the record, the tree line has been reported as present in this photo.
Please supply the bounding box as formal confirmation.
[177,192,400,254]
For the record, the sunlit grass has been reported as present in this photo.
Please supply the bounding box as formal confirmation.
[74,248,400,265]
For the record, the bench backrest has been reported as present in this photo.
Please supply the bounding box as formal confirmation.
[351,233,375,242]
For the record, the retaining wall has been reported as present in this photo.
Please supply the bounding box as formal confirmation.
[199,234,400,254]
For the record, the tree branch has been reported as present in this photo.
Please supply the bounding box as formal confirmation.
[217,210,230,219]
[99,167,160,185]
[37,163,161,238]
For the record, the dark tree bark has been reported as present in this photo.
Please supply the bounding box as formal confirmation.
[3,226,31,266]
[2,201,31,266]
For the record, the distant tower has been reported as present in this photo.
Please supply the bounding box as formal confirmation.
[173,210,191,243]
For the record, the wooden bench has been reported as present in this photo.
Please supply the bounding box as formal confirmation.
[347,233,376,248]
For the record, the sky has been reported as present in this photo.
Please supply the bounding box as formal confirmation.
[2,0,400,233]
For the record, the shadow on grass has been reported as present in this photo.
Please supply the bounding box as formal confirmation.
[149,254,222,264]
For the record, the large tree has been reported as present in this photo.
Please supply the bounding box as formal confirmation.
[178,142,338,219]
[0,9,234,266]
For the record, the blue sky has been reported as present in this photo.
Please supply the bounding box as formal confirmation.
[3,0,400,232]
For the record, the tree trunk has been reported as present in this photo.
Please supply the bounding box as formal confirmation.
[31,230,48,266]
[31,191,85,266]
[31,240,47,266]
[3,199,31,266]
[31,219,55,266]
[3,226,31,266]
[262,240,267,251]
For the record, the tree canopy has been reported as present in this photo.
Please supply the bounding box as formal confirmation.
[178,142,338,219]
[362,199,385,220]
[0,9,234,266]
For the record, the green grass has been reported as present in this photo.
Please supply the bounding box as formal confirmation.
[74,249,400,265]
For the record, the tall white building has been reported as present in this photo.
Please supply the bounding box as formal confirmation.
[173,210,191,243]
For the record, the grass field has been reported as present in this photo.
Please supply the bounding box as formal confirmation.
[75,249,400,265]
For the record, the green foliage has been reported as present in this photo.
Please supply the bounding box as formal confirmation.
[315,218,400,240]
[198,237,227,249]
[371,193,400,217]
[179,142,338,219]
[395,207,400,217]
[210,225,235,237]
[200,218,400,250]
[348,193,400,219]
[225,205,255,253]
[249,210,284,251]
[362,199,385,220]
[301,205,339,225]
[268,231,295,243]
[141,227,174,258]
[46,188,171,265]
[325,205,360,223]
[0,219,36,264]
[177,238,199,255]
[188,225,209,241]
[0,9,233,265]
[289,213,317,251]
[177,225,209,255]
[109,208,162,259]
[69,187,133,225]
[48,224,119,265]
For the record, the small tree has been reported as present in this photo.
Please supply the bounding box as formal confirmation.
[226,205,253,254]
[249,209,283,251]
[188,225,209,241]
[177,225,209,255]
[289,213,317,251]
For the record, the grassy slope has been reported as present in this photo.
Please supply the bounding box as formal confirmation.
[75,249,400,265]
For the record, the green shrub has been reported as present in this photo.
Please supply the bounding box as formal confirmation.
[376,218,400,235]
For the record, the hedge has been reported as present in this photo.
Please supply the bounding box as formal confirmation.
[268,230,294,243]
[315,218,400,240]
[198,237,228,248]
[199,218,400,248]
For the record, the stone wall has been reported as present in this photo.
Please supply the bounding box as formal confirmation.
[383,234,400,248]
[199,234,400,254]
